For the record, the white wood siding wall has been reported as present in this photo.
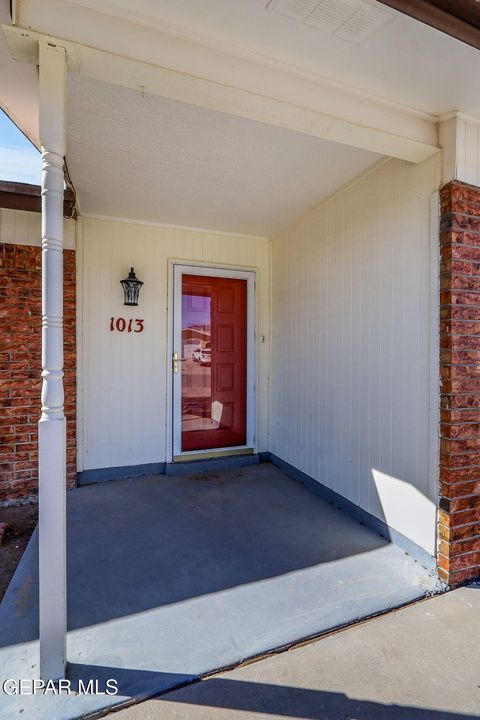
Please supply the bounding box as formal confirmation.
[270,157,441,554]
[78,217,270,471]
[0,207,75,248]
[441,113,480,187]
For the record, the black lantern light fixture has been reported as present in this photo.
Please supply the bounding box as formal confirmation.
[120,267,143,306]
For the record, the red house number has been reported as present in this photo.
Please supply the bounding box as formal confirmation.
[110,317,144,333]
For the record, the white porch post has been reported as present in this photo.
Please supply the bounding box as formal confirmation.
[38,40,67,681]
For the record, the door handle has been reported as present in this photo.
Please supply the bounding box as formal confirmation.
[172,351,186,373]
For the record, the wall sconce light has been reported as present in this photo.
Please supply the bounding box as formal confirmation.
[120,267,143,306]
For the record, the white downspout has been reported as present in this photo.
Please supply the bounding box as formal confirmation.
[38,39,67,681]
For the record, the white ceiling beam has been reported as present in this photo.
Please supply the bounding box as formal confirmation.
[3,2,439,162]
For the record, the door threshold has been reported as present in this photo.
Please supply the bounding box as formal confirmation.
[173,448,254,463]
[166,451,259,476]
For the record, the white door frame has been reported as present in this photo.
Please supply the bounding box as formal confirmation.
[168,262,256,462]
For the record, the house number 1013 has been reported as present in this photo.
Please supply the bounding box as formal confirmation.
[110,317,144,333]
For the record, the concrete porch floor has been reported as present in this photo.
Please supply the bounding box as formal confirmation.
[0,462,440,719]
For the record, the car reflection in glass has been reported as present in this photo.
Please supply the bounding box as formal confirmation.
[192,342,211,366]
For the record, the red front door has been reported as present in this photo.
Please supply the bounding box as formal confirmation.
[180,274,247,452]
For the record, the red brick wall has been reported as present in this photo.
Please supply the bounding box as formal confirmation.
[439,181,480,586]
[0,243,76,501]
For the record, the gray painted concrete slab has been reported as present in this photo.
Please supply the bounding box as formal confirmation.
[111,586,480,720]
[0,463,440,720]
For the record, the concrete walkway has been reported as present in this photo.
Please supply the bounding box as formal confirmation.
[110,586,480,720]
[0,463,440,719]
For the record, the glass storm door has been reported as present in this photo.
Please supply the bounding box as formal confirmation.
[172,270,248,456]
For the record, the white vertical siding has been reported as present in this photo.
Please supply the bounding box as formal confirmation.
[270,157,441,554]
[0,207,75,248]
[441,113,480,186]
[79,217,270,471]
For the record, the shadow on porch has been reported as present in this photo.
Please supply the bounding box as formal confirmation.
[0,462,440,719]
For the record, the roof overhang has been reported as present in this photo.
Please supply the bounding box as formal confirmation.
[378,0,480,51]
[0,180,76,218]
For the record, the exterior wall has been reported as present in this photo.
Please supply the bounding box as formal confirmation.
[78,217,270,472]
[439,180,480,585]
[0,209,76,501]
[441,113,480,189]
[270,156,441,555]
[0,207,76,248]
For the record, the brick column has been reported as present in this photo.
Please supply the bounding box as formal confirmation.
[439,181,480,586]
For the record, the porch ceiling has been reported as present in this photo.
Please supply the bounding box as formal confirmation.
[66,73,381,236]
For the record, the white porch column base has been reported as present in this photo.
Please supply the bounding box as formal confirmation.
[38,417,67,679]
[38,40,67,681]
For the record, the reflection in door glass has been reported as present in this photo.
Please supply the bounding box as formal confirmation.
[181,285,213,438]
[181,275,247,452]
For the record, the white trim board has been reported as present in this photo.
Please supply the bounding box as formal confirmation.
[81,213,269,242]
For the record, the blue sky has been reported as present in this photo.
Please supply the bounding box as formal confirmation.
[0,109,42,185]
